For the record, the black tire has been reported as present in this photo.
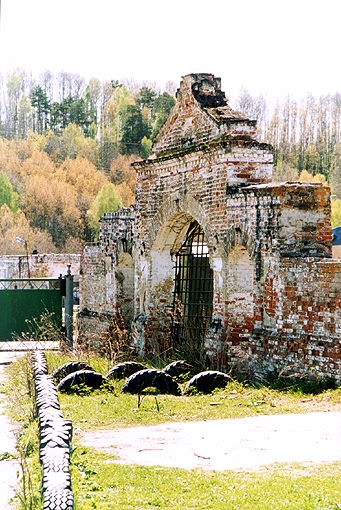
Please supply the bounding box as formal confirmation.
[39,419,72,450]
[121,369,181,395]
[184,370,231,394]
[38,407,64,425]
[42,470,71,492]
[106,361,147,380]
[43,489,74,510]
[52,361,95,383]
[57,370,106,393]
[32,351,49,376]
[40,447,70,472]
[163,360,193,378]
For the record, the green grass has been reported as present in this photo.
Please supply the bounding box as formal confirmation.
[71,447,341,509]
[46,351,341,431]
[58,383,341,432]
[5,352,341,509]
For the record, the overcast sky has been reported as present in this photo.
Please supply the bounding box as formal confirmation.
[1,0,340,102]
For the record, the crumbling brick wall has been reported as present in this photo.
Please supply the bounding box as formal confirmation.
[78,209,135,349]
[79,73,341,383]
[251,258,341,381]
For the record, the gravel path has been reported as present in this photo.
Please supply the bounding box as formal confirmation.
[80,411,341,471]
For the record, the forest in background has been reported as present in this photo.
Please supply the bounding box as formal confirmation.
[1,69,341,255]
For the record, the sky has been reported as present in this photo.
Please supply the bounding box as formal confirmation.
[1,0,340,103]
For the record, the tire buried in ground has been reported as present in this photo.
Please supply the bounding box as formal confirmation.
[57,370,107,393]
[163,360,193,378]
[106,361,147,380]
[121,369,181,395]
[52,361,95,383]
[184,370,231,394]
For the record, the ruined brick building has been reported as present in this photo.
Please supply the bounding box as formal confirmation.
[80,73,341,383]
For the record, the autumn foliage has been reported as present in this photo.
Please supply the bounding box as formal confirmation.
[0,72,178,254]
[0,137,137,254]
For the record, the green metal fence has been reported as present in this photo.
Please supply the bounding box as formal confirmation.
[0,278,63,341]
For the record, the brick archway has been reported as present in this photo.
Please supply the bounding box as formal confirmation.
[140,209,214,359]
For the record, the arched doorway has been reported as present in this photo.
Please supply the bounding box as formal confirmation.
[171,221,213,353]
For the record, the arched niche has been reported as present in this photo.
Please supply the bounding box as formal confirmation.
[116,251,134,326]
[226,244,255,316]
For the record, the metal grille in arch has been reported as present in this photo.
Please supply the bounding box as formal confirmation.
[172,221,213,351]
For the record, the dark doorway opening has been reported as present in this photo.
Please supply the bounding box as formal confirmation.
[172,221,213,354]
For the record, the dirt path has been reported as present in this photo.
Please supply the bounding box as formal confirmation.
[80,411,341,471]
[0,353,22,509]
[0,398,20,508]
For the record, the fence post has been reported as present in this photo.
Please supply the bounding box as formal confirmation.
[65,265,74,348]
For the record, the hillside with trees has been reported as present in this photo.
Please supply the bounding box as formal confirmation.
[1,70,341,255]
[0,71,176,254]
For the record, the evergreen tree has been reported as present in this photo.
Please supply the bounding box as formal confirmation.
[152,92,175,139]
[30,85,51,134]
[120,104,150,156]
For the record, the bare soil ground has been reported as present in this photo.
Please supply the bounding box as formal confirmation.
[0,353,22,509]
[80,411,341,471]
[0,403,19,509]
